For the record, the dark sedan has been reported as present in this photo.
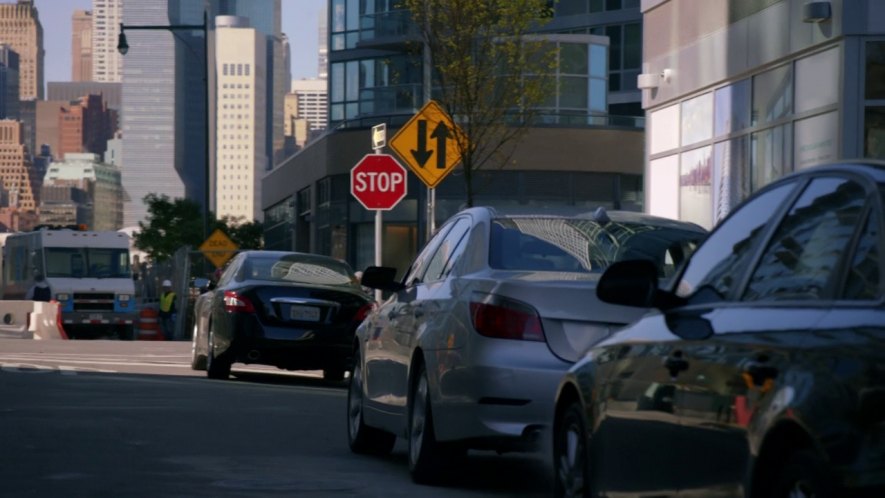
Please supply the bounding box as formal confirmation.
[552,161,885,498]
[190,251,373,381]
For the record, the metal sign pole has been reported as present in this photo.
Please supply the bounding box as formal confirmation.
[372,123,386,303]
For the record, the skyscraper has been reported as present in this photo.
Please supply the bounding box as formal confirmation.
[214,15,266,222]
[120,0,207,227]
[0,0,43,100]
[0,120,39,211]
[71,9,93,81]
[92,0,123,82]
[0,44,20,119]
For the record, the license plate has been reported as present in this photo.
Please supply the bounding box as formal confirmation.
[89,313,103,320]
[290,305,320,322]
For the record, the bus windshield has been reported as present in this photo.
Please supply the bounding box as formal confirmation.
[44,248,132,279]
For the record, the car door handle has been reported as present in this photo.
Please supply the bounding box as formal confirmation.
[743,362,779,387]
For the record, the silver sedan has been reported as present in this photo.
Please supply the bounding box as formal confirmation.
[346,206,706,483]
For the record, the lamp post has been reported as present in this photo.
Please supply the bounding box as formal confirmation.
[117,11,211,240]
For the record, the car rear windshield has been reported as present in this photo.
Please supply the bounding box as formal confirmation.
[488,218,703,277]
[241,254,358,286]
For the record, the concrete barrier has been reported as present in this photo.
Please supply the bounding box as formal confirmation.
[0,301,67,340]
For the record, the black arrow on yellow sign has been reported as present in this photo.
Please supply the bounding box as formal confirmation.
[410,121,451,169]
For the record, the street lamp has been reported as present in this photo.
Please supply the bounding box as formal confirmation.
[117,12,211,240]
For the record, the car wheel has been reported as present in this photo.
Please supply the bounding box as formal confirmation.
[323,367,345,382]
[347,352,396,455]
[554,401,590,498]
[408,364,463,484]
[206,326,231,380]
[190,323,207,371]
[770,449,836,498]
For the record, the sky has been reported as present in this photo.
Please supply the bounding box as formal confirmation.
[34,0,326,87]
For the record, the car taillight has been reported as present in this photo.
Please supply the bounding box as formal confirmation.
[470,293,545,342]
[223,290,255,313]
[353,302,374,322]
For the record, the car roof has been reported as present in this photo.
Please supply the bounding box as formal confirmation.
[458,206,707,233]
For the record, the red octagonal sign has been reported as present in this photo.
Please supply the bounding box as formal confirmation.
[351,154,408,210]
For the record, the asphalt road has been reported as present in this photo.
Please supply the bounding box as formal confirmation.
[0,339,553,497]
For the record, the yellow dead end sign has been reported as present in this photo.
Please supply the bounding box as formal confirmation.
[199,229,238,268]
[390,100,467,188]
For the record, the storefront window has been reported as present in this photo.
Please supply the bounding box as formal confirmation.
[650,104,680,154]
[649,155,680,220]
[751,124,792,191]
[681,92,713,146]
[866,107,885,160]
[680,146,713,230]
[866,42,885,99]
[794,111,838,169]
[714,79,751,137]
[713,137,749,223]
[795,47,839,114]
[752,64,792,126]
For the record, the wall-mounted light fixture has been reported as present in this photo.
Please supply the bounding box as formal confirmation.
[637,68,673,90]
[803,1,831,23]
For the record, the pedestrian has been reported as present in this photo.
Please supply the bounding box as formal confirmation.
[26,273,52,302]
[159,280,177,341]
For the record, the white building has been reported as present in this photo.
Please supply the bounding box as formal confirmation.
[289,78,327,132]
[214,15,267,223]
[91,0,123,82]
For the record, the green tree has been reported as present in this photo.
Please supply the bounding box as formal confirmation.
[215,215,264,250]
[402,0,557,207]
[134,194,263,262]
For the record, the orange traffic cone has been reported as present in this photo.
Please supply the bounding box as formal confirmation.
[136,307,163,340]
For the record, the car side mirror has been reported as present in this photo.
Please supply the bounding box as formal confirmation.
[597,259,659,308]
[360,266,404,292]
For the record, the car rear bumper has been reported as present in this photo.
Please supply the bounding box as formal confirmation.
[427,339,569,447]
[225,314,357,371]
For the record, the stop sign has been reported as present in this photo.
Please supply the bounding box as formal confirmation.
[350,154,408,210]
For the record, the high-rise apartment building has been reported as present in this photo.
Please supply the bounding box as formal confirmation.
[42,153,123,230]
[0,44,20,119]
[0,120,39,211]
[317,10,327,80]
[288,78,327,134]
[72,9,93,81]
[0,0,43,100]
[58,94,115,159]
[91,0,122,82]
[214,16,266,223]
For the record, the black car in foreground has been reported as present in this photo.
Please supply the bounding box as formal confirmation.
[553,161,885,498]
[190,251,373,381]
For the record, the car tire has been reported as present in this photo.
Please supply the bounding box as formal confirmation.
[769,449,836,498]
[190,323,207,371]
[206,327,231,380]
[323,367,345,382]
[347,352,396,455]
[554,401,591,498]
[408,364,463,484]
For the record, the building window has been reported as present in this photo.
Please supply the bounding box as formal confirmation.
[752,64,792,126]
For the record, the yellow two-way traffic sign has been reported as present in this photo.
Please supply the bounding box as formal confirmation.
[199,229,238,268]
[390,100,467,188]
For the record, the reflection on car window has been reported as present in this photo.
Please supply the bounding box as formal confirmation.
[404,222,455,286]
[488,218,704,275]
[744,178,866,301]
[843,209,880,300]
[423,218,471,283]
[241,254,357,286]
[677,181,797,300]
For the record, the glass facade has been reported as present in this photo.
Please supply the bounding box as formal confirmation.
[648,46,842,229]
[865,42,885,160]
